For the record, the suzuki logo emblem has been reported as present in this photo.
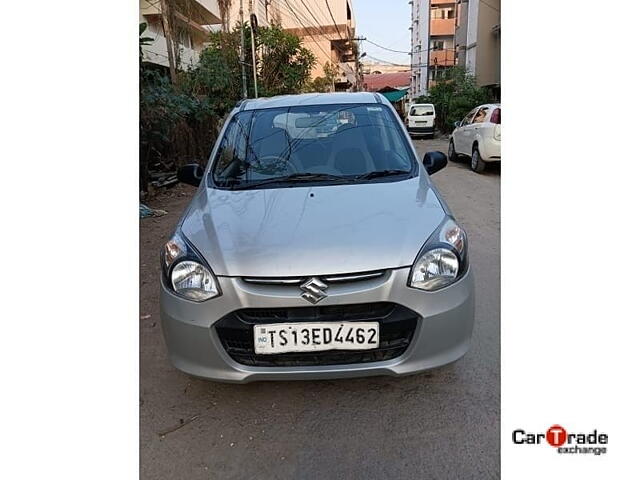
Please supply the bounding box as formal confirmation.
[300,277,328,304]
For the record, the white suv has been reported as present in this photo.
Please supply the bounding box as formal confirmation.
[406,103,436,138]
[448,104,501,173]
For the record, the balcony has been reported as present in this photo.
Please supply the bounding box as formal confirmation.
[141,32,201,70]
[140,0,222,70]
[192,0,221,22]
[430,18,456,36]
[139,0,221,27]
[429,49,456,67]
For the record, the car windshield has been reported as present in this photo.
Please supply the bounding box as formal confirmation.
[212,103,416,189]
[410,105,434,116]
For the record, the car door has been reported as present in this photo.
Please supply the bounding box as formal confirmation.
[470,106,491,152]
[455,108,478,156]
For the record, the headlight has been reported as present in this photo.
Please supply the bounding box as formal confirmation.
[408,217,468,291]
[161,231,221,301]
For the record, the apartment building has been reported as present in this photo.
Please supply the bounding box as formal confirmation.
[223,0,271,32]
[428,0,456,86]
[225,0,359,91]
[139,0,222,69]
[409,0,429,99]
[455,0,500,97]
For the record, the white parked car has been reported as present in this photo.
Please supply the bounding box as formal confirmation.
[448,104,501,173]
[406,103,436,138]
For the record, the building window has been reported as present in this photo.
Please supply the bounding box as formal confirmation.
[431,40,445,50]
[430,68,448,81]
[431,7,455,19]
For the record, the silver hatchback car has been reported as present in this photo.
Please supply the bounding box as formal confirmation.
[160,92,474,383]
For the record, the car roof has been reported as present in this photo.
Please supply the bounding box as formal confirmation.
[410,103,434,107]
[240,92,382,111]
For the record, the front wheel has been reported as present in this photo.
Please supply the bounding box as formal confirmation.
[471,147,486,173]
[448,139,460,162]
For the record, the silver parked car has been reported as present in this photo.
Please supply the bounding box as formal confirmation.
[160,92,474,383]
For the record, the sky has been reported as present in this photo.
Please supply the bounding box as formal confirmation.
[352,0,412,66]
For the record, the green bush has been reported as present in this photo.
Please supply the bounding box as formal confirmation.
[257,24,315,96]
[303,62,338,93]
[139,68,219,193]
[184,24,315,102]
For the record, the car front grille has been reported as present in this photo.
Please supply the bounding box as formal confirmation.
[241,270,386,286]
[214,303,419,367]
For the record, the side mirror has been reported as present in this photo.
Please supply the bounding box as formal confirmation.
[177,164,204,187]
[423,151,448,175]
[454,121,461,128]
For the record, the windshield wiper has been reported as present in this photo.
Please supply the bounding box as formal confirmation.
[278,172,352,182]
[355,169,411,180]
[229,172,353,190]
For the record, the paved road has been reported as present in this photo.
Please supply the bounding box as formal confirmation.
[140,136,500,479]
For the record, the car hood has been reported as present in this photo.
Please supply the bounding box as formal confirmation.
[181,174,446,277]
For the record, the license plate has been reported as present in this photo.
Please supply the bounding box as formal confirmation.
[253,322,379,354]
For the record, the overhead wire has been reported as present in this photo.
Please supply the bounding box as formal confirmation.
[274,0,348,52]
[274,0,353,78]
[324,0,344,41]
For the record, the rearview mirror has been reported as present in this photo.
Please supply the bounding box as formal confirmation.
[454,121,461,128]
[423,151,447,175]
[295,117,318,128]
[177,164,204,187]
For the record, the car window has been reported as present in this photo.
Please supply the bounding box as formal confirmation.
[214,114,250,174]
[410,105,434,116]
[472,107,490,123]
[489,107,501,124]
[212,104,416,188]
[461,109,477,127]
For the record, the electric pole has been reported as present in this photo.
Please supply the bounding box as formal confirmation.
[425,46,431,93]
[250,10,259,98]
[239,0,248,98]
[353,36,366,92]
[160,0,177,84]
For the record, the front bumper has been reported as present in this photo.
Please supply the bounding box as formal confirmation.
[160,267,475,383]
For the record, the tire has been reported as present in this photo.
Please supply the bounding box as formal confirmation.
[471,146,486,173]
[448,139,460,162]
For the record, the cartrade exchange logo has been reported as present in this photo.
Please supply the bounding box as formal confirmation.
[512,425,608,455]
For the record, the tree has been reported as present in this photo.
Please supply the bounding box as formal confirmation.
[184,24,315,110]
[217,0,232,32]
[254,24,316,97]
[181,26,245,116]
[303,62,338,93]
[427,66,492,133]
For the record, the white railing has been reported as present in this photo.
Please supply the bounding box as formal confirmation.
[142,33,200,70]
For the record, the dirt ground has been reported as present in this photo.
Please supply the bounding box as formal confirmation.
[139,137,500,479]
